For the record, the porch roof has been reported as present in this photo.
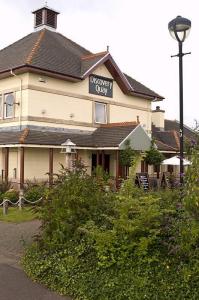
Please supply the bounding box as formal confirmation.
[0,123,150,150]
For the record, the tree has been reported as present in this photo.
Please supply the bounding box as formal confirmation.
[144,141,164,178]
[119,140,138,178]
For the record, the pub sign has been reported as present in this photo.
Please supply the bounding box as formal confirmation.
[89,75,113,98]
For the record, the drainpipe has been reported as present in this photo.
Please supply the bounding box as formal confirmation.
[10,70,22,130]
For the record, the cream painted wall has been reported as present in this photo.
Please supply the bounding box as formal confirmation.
[78,150,92,175]
[24,148,49,181]
[0,65,153,132]
[27,89,93,123]
[8,148,18,179]
[25,66,152,131]
[151,111,165,129]
[110,105,152,132]
[53,149,67,174]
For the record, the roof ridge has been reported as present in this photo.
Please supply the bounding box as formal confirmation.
[100,121,138,128]
[81,51,108,60]
[26,29,46,64]
[19,128,30,144]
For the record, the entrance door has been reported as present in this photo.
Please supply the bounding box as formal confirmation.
[92,153,110,174]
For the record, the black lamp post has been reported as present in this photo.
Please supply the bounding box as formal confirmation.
[168,16,191,185]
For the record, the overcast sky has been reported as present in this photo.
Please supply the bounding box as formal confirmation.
[0,0,197,127]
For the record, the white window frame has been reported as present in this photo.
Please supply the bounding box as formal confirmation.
[4,93,15,119]
[94,102,107,124]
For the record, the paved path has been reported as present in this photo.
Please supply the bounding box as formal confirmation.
[0,220,71,300]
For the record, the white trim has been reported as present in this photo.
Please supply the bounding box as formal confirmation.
[76,147,118,150]
[160,151,178,154]
[34,25,56,32]
[81,53,110,78]
[0,144,119,150]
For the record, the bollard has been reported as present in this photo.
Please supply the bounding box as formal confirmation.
[18,190,24,211]
[3,200,8,215]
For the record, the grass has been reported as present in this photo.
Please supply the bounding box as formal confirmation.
[0,207,39,223]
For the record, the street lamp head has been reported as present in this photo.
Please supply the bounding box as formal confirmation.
[168,16,191,43]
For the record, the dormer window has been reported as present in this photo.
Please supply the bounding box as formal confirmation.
[32,6,59,31]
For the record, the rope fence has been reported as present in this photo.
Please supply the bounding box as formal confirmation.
[0,195,43,215]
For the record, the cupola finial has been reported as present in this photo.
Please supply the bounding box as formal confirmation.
[32,5,60,32]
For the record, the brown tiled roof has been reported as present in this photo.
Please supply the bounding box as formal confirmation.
[0,29,163,99]
[92,124,137,147]
[0,124,137,148]
[152,120,199,152]
[100,121,137,128]
[81,52,108,76]
[165,119,198,141]
[124,74,164,100]
[153,130,179,151]
[0,29,90,77]
[155,140,177,152]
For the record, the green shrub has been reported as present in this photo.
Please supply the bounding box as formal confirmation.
[24,184,46,203]
[22,160,199,300]
[4,189,19,203]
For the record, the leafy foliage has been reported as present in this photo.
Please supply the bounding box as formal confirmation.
[22,158,199,300]
[119,139,137,167]
[144,141,164,166]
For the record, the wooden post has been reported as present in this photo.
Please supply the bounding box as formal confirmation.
[49,148,53,186]
[20,147,24,190]
[97,151,100,166]
[102,150,105,170]
[5,148,9,184]
[116,150,119,188]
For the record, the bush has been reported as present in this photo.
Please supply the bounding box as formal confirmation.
[24,181,47,203]
[4,189,19,203]
[22,161,199,300]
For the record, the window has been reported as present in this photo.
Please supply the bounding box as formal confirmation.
[4,93,14,118]
[0,95,2,118]
[95,102,107,124]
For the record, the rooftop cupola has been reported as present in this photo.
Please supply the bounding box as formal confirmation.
[32,5,60,32]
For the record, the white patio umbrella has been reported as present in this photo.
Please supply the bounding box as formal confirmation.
[161,155,191,166]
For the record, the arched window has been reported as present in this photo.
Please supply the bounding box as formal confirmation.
[4,93,14,118]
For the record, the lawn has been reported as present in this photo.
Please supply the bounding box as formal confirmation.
[0,207,39,223]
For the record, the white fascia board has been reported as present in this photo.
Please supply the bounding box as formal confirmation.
[0,144,63,149]
[81,53,110,78]
[0,144,119,150]
[75,147,118,150]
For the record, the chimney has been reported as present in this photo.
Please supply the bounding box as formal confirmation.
[32,5,60,32]
[152,106,165,130]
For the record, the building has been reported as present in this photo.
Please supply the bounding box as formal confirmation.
[0,5,193,189]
